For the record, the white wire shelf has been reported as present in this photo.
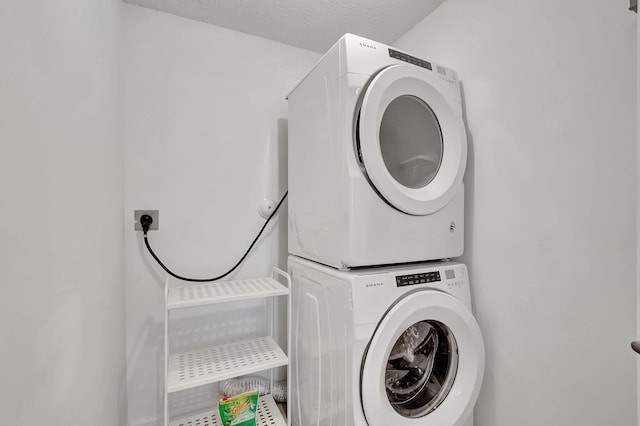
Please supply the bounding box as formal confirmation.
[169,394,285,426]
[167,336,288,393]
[168,277,289,310]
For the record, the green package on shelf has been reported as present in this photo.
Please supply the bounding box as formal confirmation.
[218,391,259,426]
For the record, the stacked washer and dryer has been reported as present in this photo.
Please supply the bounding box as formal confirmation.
[286,34,484,426]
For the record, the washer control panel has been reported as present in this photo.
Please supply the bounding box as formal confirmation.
[396,271,441,287]
[388,48,432,70]
[395,267,466,288]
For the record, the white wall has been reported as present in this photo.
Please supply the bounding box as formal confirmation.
[0,1,126,425]
[123,5,320,424]
[397,1,637,425]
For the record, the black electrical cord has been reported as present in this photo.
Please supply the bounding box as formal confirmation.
[141,191,287,282]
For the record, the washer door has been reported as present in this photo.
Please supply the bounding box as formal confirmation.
[360,290,484,426]
[357,64,467,215]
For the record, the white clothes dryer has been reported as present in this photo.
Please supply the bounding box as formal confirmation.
[288,255,484,426]
[287,34,468,269]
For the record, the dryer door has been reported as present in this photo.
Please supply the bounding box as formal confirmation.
[357,64,467,216]
[360,290,484,426]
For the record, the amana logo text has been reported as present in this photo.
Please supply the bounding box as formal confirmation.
[359,42,376,50]
[366,282,384,288]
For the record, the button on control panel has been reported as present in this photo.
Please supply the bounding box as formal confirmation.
[389,48,432,70]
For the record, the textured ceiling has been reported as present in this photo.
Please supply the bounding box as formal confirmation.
[124,0,445,53]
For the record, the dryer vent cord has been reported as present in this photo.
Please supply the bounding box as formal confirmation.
[140,191,288,282]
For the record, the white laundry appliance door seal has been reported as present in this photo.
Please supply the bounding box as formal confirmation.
[357,64,467,216]
[360,290,484,426]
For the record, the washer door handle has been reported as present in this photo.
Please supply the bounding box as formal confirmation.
[631,341,640,354]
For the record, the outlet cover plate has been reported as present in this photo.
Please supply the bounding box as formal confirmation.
[134,210,159,231]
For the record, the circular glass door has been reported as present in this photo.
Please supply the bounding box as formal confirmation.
[380,96,443,190]
[360,290,484,426]
[386,320,458,418]
[357,65,467,216]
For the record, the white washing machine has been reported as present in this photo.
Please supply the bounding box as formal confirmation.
[287,34,467,269]
[288,255,484,426]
